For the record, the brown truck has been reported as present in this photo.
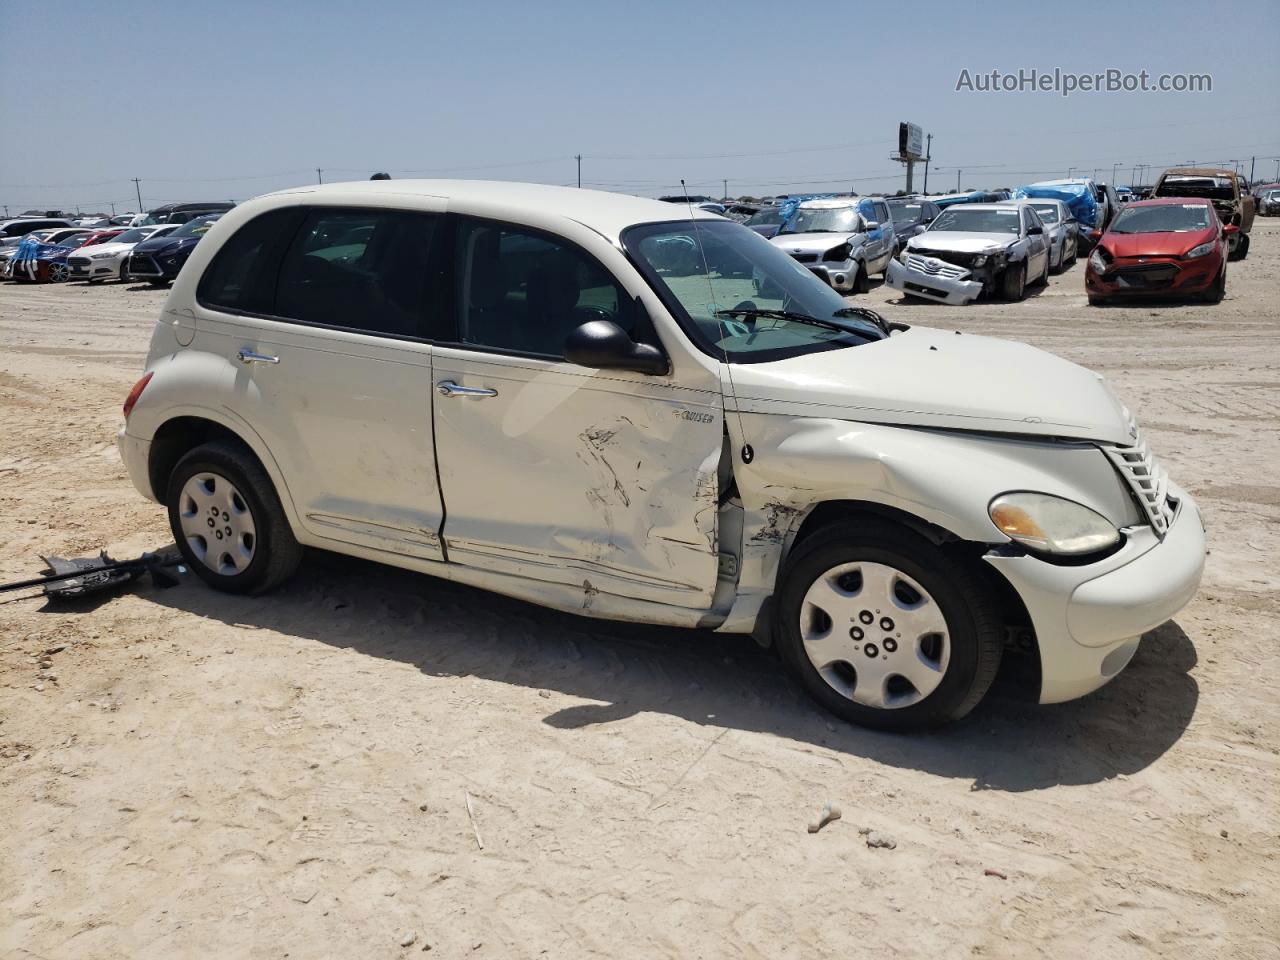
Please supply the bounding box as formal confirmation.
[1151,168,1255,260]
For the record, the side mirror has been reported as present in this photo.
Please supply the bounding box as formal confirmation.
[564,320,669,375]
[1089,228,1103,242]
[1223,223,1240,235]
[863,220,880,231]
[1027,225,1044,235]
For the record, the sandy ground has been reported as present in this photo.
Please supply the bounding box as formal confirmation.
[1,222,1278,960]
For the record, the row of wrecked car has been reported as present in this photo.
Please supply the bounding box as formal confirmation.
[0,211,226,285]
[751,166,1256,307]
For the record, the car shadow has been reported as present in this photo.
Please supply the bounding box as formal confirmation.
[126,548,1201,792]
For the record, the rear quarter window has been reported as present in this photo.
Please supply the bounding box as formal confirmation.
[197,209,305,315]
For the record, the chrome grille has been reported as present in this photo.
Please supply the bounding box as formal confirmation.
[904,253,969,280]
[1103,422,1176,537]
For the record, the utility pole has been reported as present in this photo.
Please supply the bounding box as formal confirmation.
[723,178,728,201]
[316,168,323,184]
[1129,165,1136,189]
[955,169,961,192]
[1111,162,1120,184]
[922,134,933,194]
[110,202,116,215]
[132,178,144,214]
[1249,156,1255,183]
[575,154,582,188]
[1067,166,1075,178]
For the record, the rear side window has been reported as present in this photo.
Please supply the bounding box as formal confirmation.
[873,202,890,224]
[274,208,438,338]
[198,209,304,315]
[453,218,630,358]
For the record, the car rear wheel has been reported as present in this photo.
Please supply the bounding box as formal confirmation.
[1000,263,1026,300]
[1088,294,1108,306]
[166,441,303,595]
[775,521,1003,730]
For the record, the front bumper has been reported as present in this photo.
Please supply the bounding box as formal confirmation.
[117,428,157,502]
[69,256,120,279]
[985,484,1205,704]
[800,260,858,292]
[1087,255,1220,298]
[885,256,984,305]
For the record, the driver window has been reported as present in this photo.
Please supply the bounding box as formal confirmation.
[454,219,630,358]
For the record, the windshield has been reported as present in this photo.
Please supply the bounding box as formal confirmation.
[1108,204,1212,233]
[169,215,221,238]
[623,220,884,363]
[1029,204,1060,223]
[780,206,861,235]
[113,227,153,244]
[929,208,1021,234]
[1155,176,1234,201]
[745,206,784,226]
[887,202,921,222]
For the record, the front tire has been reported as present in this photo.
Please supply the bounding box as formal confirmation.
[775,521,1003,730]
[853,262,870,294]
[1000,263,1026,301]
[166,441,303,594]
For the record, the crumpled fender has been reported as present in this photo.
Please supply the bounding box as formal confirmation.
[726,414,1139,600]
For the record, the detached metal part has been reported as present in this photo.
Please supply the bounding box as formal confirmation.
[0,549,185,600]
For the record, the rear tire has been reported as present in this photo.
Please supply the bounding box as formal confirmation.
[1088,294,1108,306]
[775,520,1003,731]
[166,441,303,594]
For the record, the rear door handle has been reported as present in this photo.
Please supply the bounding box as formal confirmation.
[437,380,498,398]
[237,349,279,365]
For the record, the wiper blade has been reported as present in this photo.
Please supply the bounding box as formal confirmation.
[715,308,869,336]
[833,306,892,336]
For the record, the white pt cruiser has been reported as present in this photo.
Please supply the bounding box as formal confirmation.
[118,181,1205,730]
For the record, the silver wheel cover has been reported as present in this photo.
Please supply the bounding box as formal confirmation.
[178,472,257,576]
[800,561,951,709]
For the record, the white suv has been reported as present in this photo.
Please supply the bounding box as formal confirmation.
[118,180,1205,730]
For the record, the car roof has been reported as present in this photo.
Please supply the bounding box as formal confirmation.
[795,197,861,209]
[256,179,723,241]
[938,203,1016,212]
[1160,168,1234,178]
[999,198,1065,206]
[1118,197,1214,207]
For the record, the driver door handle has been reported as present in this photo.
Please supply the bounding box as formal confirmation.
[237,349,279,365]
[437,380,498,398]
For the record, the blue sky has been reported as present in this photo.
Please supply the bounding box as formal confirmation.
[2,0,1277,213]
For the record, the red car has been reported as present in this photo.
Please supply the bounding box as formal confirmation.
[1086,197,1234,305]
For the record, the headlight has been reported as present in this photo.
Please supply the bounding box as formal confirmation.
[90,252,116,259]
[1089,249,1108,273]
[1183,241,1215,259]
[971,255,988,267]
[823,243,853,262]
[989,492,1120,556]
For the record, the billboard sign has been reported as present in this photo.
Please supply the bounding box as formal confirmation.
[898,122,925,161]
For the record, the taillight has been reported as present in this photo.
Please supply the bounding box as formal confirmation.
[123,372,153,418]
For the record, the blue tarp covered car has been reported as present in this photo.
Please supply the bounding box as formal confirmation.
[1013,180,1101,231]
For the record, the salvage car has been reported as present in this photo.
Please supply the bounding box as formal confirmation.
[1259,189,1280,216]
[1151,168,1254,260]
[69,224,180,282]
[1,216,75,246]
[139,201,235,225]
[885,197,942,253]
[1085,198,1232,305]
[4,228,94,281]
[1014,179,1107,250]
[117,179,1205,731]
[770,198,895,292]
[125,213,223,285]
[743,204,789,238]
[1001,198,1078,272]
[886,203,1050,304]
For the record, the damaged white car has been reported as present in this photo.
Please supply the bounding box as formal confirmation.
[887,203,1051,304]
[769,197,896,293]
[118,181,1204,730]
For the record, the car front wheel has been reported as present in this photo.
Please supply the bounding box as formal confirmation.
[1000,263,1026,300]
[775,521,1003,730]
[166,441,303,594]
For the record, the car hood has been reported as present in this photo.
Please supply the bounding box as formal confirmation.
[908,232,1017,253]
[77,241,133,256]
[1101,230,1213,258]
[771,232,862,253]
[134,236,199,256]
[728,326,1134,444]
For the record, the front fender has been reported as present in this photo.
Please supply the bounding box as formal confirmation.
[727,415,1140,599]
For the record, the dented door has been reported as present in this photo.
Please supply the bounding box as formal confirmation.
[431,345,724,610]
